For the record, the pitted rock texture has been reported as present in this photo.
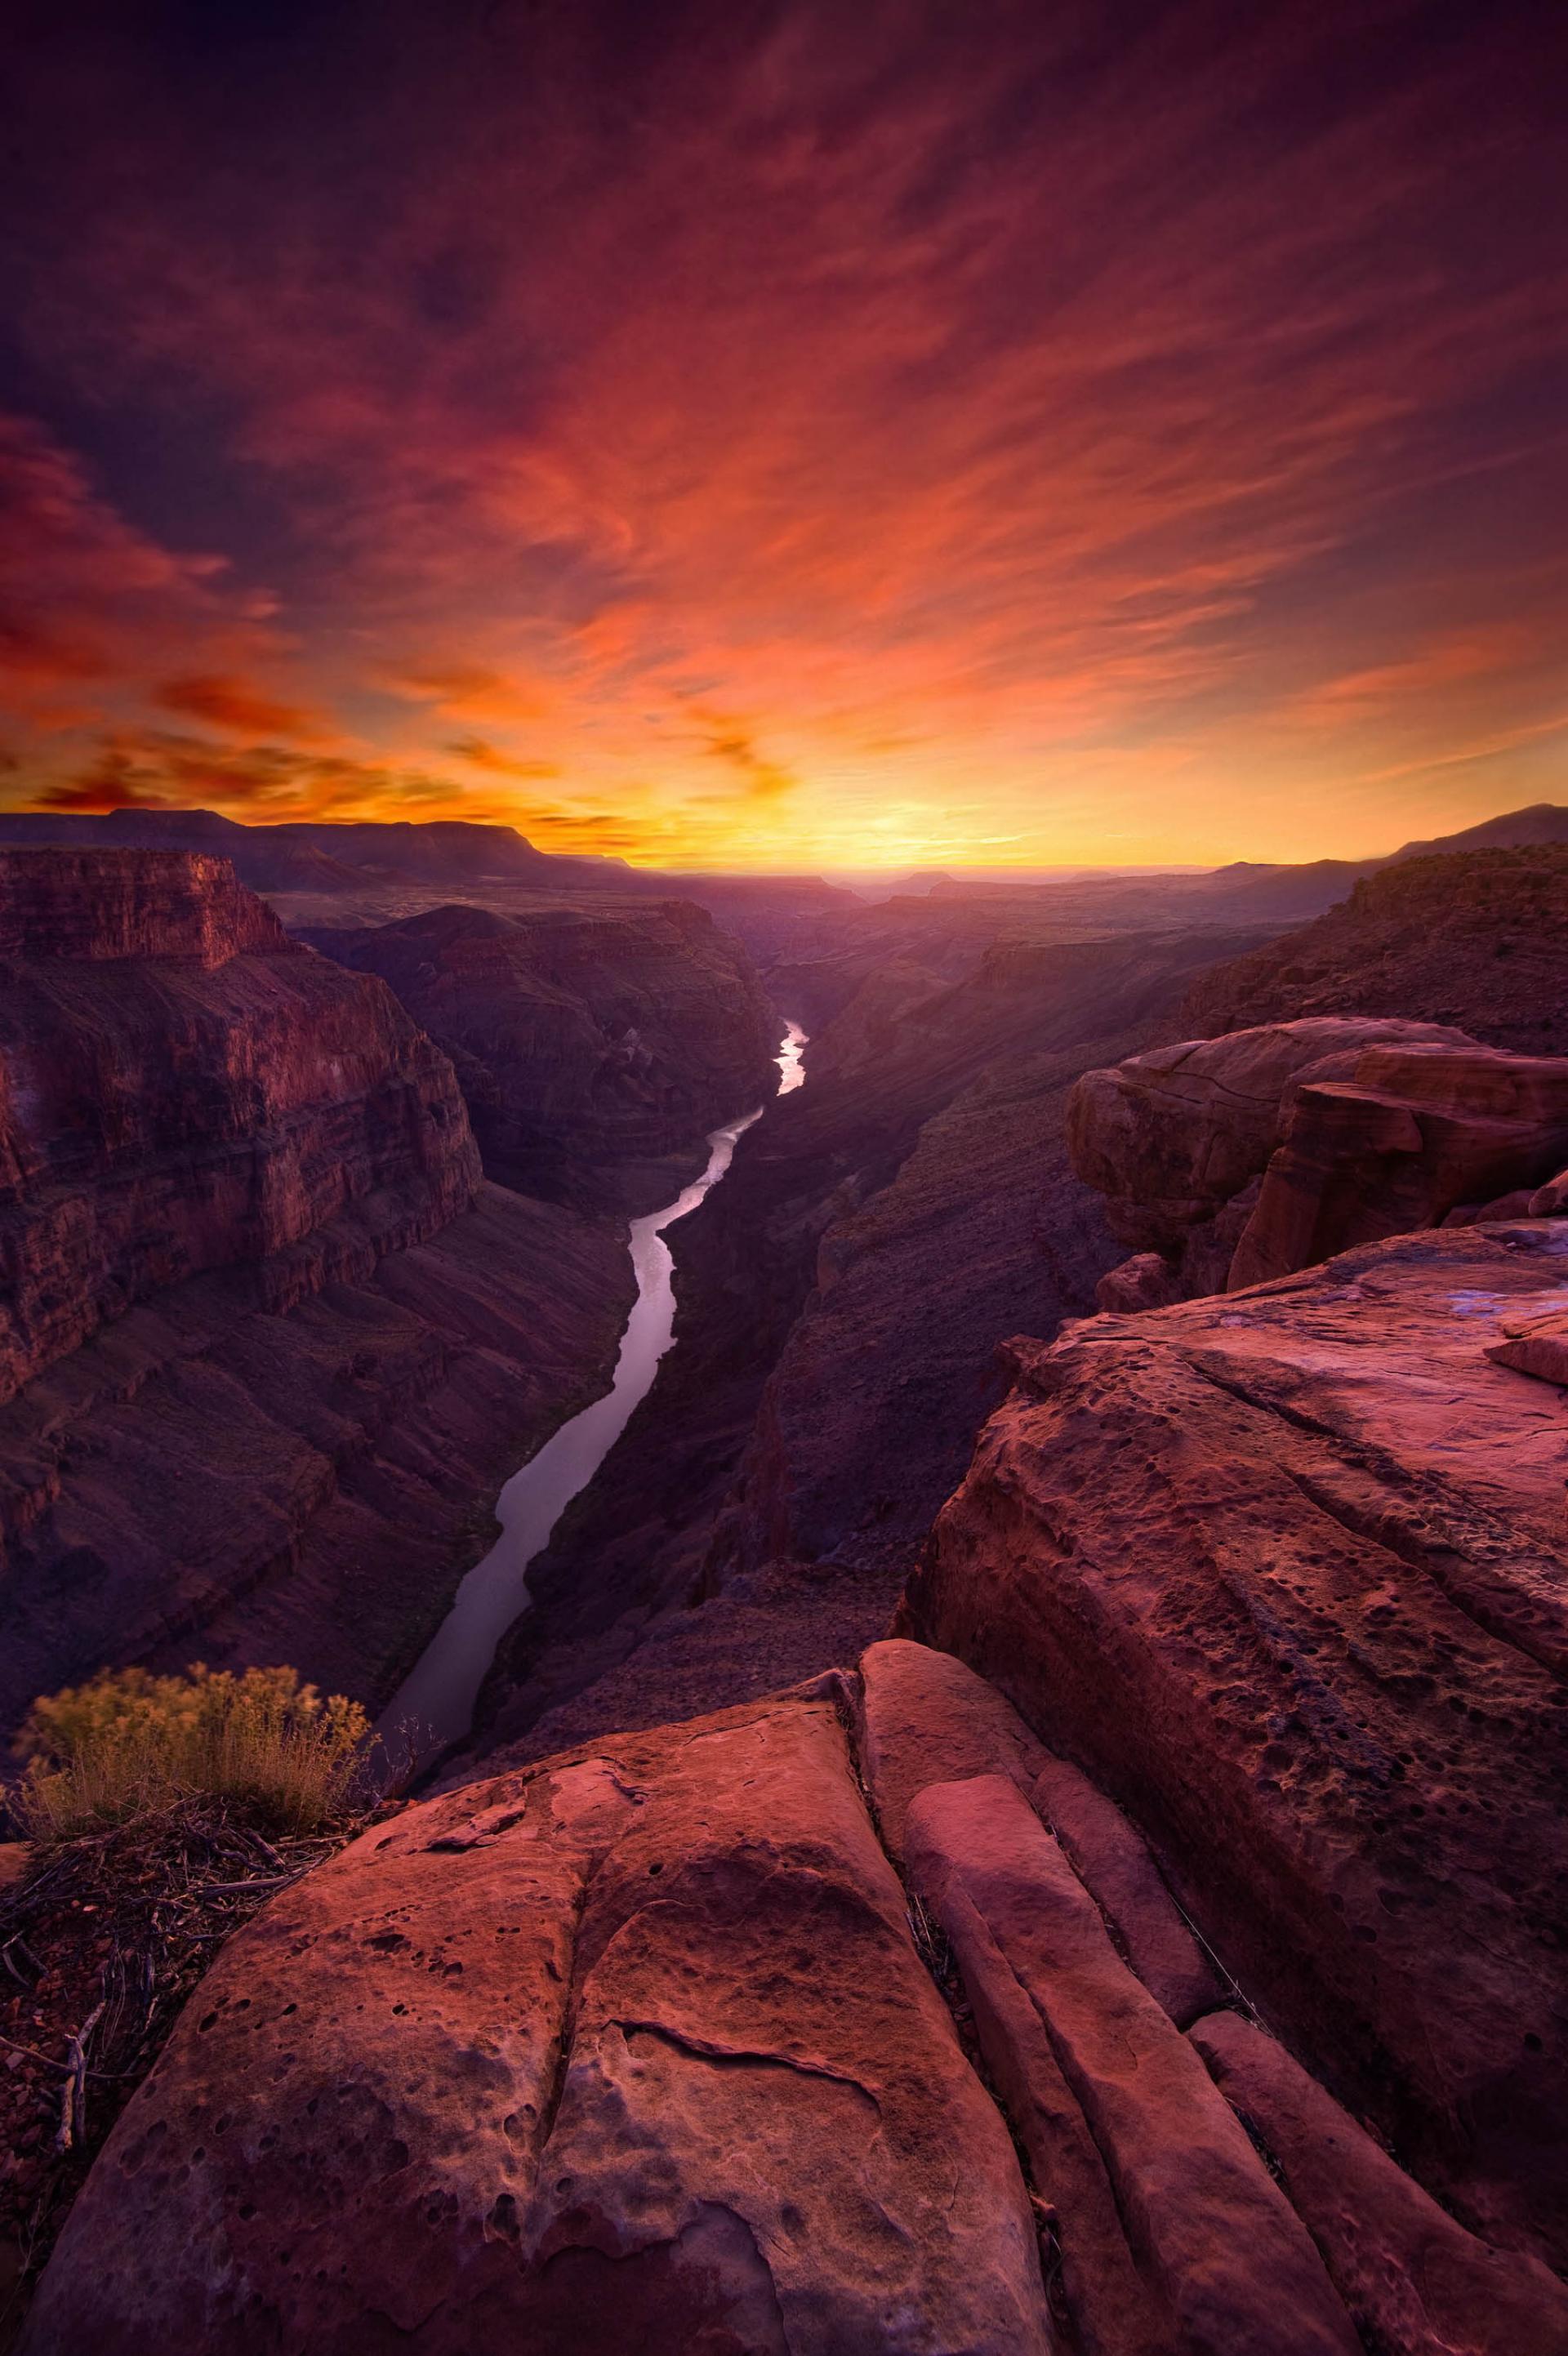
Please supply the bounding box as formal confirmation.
[1069,1018,1568,1300]
[303,896,779,1215]
[25,1641,1564,2354]
[904,1222,1568,2265]
[0,849,478,1405]
[21,1691,1051,2356]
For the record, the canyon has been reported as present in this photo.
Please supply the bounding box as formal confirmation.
[0,849,775,1746]
[3,813,1568,2350]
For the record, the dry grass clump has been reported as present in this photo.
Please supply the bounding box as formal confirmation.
[12,1663,373,1841]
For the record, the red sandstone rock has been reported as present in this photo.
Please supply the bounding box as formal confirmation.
[1071,1018,1568,1298]
[904,1775,1361,2356]
[854,1636,1045,1858]
[1529,1163,1568,1214]
[1484,1309,1568,1387]
[1094,1249,1182,1312]
[1066,1018,1467,1279]
[0,850,479,1406]
[1192,2011,1568,2356]
[1228,1042,1568,1288]
[21,1698,1051,2354]
[904,1222,1568,2265]
[1031,1757,1224,2027]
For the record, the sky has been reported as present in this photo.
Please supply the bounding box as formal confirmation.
[0,0,1563,873]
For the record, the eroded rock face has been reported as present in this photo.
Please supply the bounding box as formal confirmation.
[22,1691,1051,2356]
[304,897,780,1215]
[0,852,636,1733]
[1068,1018,1568,1299]
[32,1640,1561,2354]
[0,850,479,1405]
[904,1222,1568,2265]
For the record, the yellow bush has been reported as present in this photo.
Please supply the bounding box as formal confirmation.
[13,1663,372,1838]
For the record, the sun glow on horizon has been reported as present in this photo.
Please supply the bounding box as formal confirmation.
[0,7,1561,872]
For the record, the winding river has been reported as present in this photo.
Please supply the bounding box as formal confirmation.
[379,1020,807,1764]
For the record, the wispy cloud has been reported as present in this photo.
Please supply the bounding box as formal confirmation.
[0,2,1561,865]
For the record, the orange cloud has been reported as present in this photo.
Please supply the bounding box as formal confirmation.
[153,673,334,741]
[0,8,1562,867]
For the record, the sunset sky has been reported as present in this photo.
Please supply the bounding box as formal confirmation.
[0,0,1563,871]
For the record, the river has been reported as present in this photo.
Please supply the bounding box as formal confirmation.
[378,1019,807,1765]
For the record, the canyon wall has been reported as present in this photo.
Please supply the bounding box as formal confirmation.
[0,852,644,1736]
[468,923,1279,1765]
[302,896,780,1214]
[0,850,479,1405]
[1068,1018,1568,1303]
[1183,844,1568,1053]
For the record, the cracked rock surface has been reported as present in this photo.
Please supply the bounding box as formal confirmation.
[24,1635,1568,2354]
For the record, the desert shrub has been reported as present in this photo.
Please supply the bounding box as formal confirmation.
[12,1663,373,1839]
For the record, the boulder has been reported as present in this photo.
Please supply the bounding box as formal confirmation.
[1067,1018,1568,1299]
[1031,1757,1224,2027]
[22,1695,1051,2355]
[904,1222,1568,2265]
[854,1636,1045,1859]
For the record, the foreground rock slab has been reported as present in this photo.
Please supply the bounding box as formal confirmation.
[905,1221,1568,2265]
[21,1695,1049,2355]
[1192,2011,1568,2356]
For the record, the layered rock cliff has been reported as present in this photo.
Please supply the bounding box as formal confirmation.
[1183,844,1568,1053]
[24,1641,1567,2353]
[903,1223,1568,2267]
[0,849,478,1404]
[302,897,780,1214]
[0,852,634,1738]
[1070,1017,1568,1303]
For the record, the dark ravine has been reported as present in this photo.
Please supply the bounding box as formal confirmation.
[301,896,781,1216]
[0,850,787,1742]
[382,1025,805,1762]
[463,923,1283,1770]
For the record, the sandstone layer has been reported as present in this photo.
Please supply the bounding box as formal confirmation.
[904,1222,1568,2265]
[1183,844,1568,1054]
[0,852,643,1737]
[27,1641,1566,2354]
[0,849,477,1406]
[1069,1016,1568,1300]
[305,897,780,1214]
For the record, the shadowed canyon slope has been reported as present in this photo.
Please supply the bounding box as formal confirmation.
[468,920,1282,1765]
[301,897,778,1214]
[0,851,777,1740]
